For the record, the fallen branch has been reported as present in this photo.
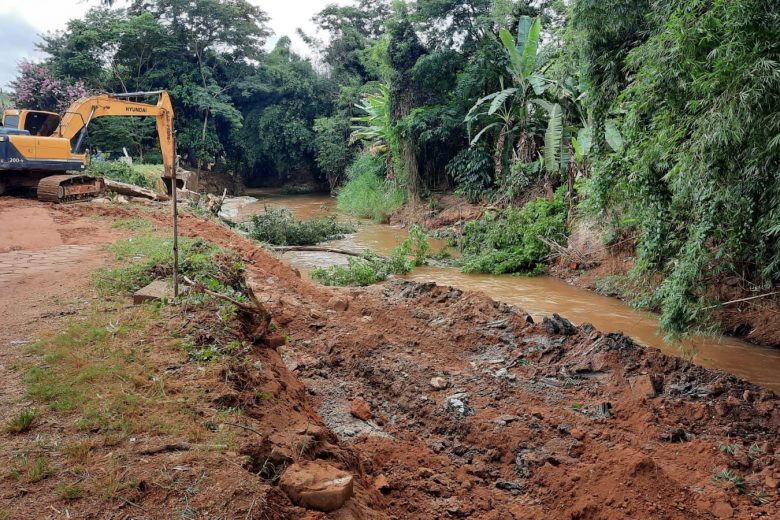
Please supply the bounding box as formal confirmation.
[223,422,264,438]
[270,245,365,258]
[104,179,169,201]
[182,275,272,340]
[703,291,779,310]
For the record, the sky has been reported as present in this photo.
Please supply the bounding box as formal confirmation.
[0,0,348,90]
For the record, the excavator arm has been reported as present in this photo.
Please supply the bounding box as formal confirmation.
[56,90,175,180]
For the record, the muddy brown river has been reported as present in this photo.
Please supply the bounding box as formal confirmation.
[241,189,780,393]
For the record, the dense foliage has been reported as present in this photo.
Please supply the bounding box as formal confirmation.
[13,0,780,335]
[462,188,567,275]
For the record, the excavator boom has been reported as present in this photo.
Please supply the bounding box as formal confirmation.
[0,90,175,202]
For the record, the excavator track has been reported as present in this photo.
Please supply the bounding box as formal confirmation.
[37,175,105,203]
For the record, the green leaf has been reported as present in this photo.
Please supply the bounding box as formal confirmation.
[515,16,534,57]
[488,88,517,116]
[577,126,593,158]
[605,120,623,152]
[544,103,562,174]
[500,29,522,76]
[572,137,582,163]
[529,74,546,95]
[521,17,541,77]
[470,122,500,146]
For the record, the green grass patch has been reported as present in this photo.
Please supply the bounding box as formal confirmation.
[94,233,244,296]
[3,408,38,434]
[336,154,405,223]
[86,160,157,190]
[461,188,567,275]
[57,484,85,501]
[110,218,153,231]
[244,206,356,246]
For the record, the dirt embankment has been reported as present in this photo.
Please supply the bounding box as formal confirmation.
[1,198,779,519]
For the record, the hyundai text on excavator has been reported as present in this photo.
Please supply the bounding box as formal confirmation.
[0,90,174,202]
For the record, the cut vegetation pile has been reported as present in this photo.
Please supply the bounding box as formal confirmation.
[244,206,356,246]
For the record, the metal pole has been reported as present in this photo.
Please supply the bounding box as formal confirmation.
[172,135,179,298]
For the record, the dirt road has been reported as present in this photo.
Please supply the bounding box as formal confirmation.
[1,197,778,519]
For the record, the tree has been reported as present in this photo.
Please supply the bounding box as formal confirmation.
[10,61,87,112]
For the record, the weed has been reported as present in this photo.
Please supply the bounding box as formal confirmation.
[244,206,356,246]
[258,458,287,481]
[255,391,273,401]
[712,467,746,493]
[749,490,769,505]
[4,408,38,434]
[570,403,584,411]
[748,442,765,460]
[57,484,85,501]
[719,443,738,456]
[12,456,54,483]
[63,441,93,463]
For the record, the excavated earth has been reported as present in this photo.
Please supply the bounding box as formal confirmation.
[1,198,779,519]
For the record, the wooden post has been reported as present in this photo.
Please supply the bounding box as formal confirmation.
[172,135,179,298]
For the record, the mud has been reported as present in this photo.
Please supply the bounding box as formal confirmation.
[1,198,779,519]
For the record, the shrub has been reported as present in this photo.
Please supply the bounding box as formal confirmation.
[447,145,493,203]
[86,160,155,190]
[461,188,567,275]
[245,207,355,246]
[311,225,430,286]
[336,154,405,222]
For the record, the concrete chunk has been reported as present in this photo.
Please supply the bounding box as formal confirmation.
[279,460,353,512]
[133,280,176,304]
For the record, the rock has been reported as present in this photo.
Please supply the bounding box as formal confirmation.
[570,428,586,441]
[374,474,391,493]
[495,368,517,382]
[328,296,349,312]
[133,279,184,304]
[711,500,733,519]
[765,476,778,489]
[542,314,577,335]
[279,461,354,512]
[443,393,473,416]
[629,374,657,399]
[494,415,520,427]
[350,399,372,421]
[429,377,449,390]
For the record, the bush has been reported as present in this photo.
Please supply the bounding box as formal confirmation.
[447,145,493,203]
[461,188,567,275]
[336,154,405,223]
[86,160,156,190]
[245,207,356,246]
[311,225,430,286]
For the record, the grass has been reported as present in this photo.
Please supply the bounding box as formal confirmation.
[244,206,356,246]
[110,218,154,231]
[86,160,158,190]
[336,154,405,223]
[3,408,38,434]
[10,454,53,483]
[712,467,746,493]
[57,484,85,501]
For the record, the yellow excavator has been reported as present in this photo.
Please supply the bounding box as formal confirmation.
[0,90,174,202]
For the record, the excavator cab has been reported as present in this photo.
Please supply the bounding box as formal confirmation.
[1,110,61,137]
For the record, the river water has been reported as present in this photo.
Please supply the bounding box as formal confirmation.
[241,189,780,393]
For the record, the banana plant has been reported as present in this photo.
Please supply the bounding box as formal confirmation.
[350,85,393,157]
[465,16,549,179]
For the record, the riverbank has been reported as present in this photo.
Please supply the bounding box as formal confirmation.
[2,196,778,518]
[383,192,780,350]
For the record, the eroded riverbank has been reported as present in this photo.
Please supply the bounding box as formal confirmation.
[237,189,780,394]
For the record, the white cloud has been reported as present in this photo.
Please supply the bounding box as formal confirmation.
[0,0,352,89]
